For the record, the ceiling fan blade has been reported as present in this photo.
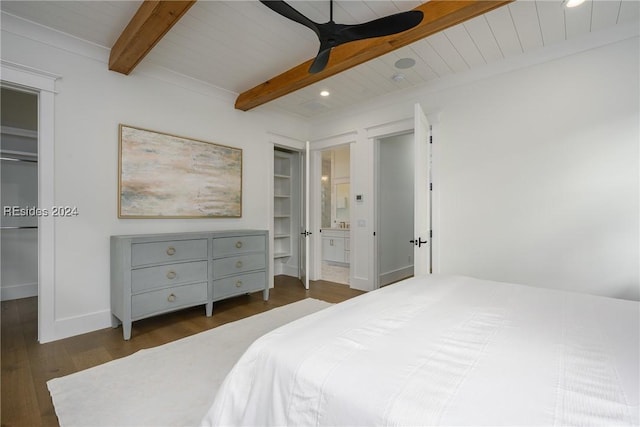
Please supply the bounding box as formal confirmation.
[259,1,320,37]
[338,10,423,43]
[309,47,332,74]
[259,1,423,75]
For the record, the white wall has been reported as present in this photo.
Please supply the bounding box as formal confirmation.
[310,35,639,300]
[435,37,638,300]
[1,13,307,341]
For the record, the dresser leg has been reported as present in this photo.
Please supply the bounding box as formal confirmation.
[263,288,269,301]
[123,322,132,340]
[206,301,213,317]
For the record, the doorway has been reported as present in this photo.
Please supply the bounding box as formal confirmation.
[1,87,39,301]
[372,103,432,289]
[319,146,350,285]
[375,133,414,287]
[273,147,303,280]
[2,63,57,342]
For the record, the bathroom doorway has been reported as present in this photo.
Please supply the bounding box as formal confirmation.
[319,146,350,285]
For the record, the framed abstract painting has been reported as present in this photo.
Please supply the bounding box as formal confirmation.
[118,125,242,218]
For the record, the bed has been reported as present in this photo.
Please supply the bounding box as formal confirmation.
[201,275,639,426]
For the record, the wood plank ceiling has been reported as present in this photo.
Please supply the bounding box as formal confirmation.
[1,1,638,117]
[106,0,513,111]
[232,1,512,110]
[109,1,196,75]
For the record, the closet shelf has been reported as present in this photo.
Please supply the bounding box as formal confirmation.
[274,150,295,269]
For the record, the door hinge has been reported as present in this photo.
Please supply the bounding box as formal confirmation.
[429,182,433,191]
[430,230,433,238]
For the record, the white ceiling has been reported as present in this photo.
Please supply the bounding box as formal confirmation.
[2,0,638,118]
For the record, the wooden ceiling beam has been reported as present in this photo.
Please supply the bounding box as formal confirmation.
[109,1,196,75]
[236,0,512,111]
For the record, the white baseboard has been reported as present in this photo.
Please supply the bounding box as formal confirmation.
[280,264,299,278]
[379,266,414,287]
[350,276,374,292]
[274,262,299,278]
[1,282,37,301]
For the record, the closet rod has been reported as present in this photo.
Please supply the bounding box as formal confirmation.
[0,156,38,163]
[1,226,38,229]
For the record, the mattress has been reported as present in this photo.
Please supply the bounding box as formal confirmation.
[202,275,639,426]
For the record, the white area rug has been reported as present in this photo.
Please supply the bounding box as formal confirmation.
[47,298,332,427]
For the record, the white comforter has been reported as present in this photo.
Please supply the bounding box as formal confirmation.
[202,275,639,426]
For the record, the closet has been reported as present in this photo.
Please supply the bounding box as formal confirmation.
[1,87,39,301]
[273,148,302,278]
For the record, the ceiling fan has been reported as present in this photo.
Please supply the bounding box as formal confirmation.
[260,0,424,74]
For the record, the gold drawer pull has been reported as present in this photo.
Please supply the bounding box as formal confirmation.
[235,241,243,249]
[166,246,176,256]
[235,280,243,288]
[235,260,243,268]
[167,293,176,302]
[166,270,177,280]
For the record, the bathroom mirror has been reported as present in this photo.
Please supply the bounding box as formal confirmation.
[321,147,350,229]
[335,183,350,225]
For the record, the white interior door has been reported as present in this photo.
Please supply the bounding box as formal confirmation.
[413,103,431,276]
[299,141,310,289]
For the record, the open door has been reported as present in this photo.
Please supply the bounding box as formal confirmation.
[413,103,431,276]
[299,141,311,289]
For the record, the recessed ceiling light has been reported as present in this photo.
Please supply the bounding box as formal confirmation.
[564,0,585,7]
[391,72,405,82]
[394,58,416,69]
[320,90,330,97]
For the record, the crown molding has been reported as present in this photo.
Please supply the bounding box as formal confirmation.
[1,11,238,105]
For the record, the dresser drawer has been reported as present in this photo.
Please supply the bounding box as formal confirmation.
[212,254,266,279]
[131,282,207,319]
[131,260,208,293]
[213,271,266,300]
[131,239,207,267]
[212,235,265,258]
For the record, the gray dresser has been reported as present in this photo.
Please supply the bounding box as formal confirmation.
[111,230,269,340]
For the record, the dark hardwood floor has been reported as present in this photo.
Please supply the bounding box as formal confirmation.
[1,276,364,427]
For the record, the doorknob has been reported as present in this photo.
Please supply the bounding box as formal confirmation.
[410,238,428,248]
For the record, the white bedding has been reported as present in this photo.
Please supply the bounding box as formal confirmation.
[202,275,639,426]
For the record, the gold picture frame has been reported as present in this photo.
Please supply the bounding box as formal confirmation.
[118,124,242,218]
